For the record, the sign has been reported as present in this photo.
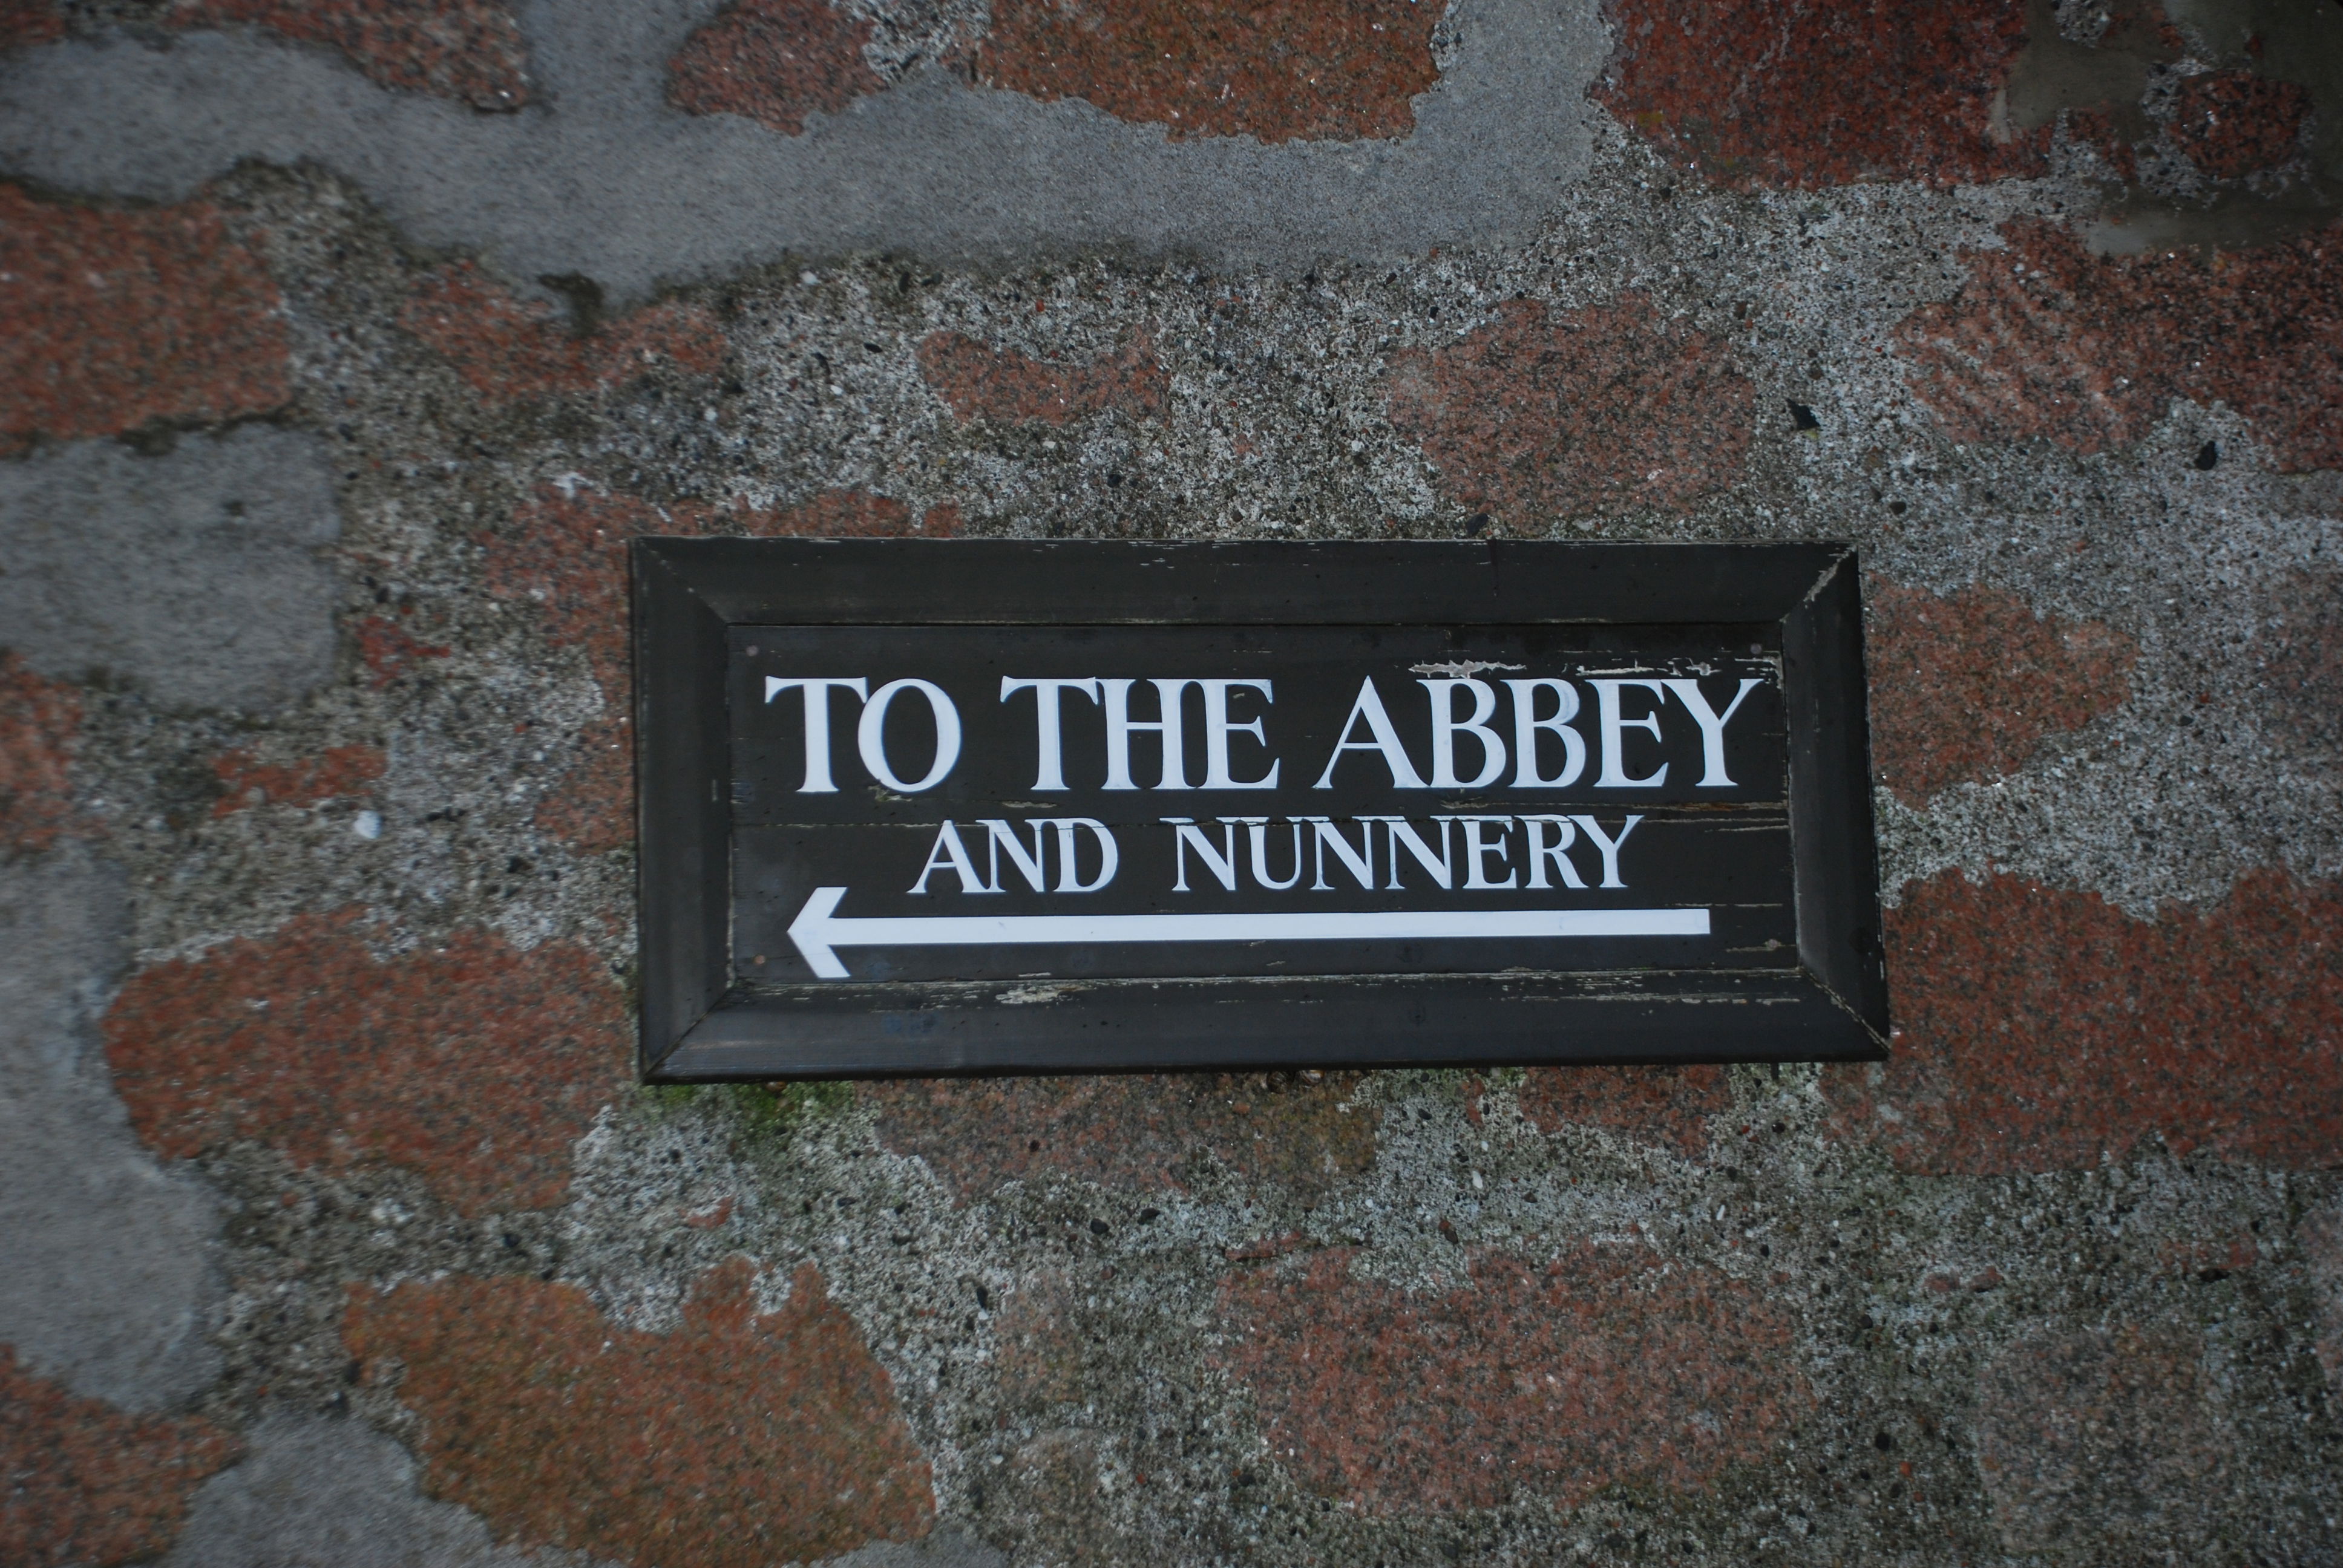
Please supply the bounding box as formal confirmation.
[634,541,1887,1079]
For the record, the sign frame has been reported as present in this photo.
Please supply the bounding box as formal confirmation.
[632,540,1889,1080]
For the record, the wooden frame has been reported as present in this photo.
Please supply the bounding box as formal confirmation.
[633,540,1889,1080]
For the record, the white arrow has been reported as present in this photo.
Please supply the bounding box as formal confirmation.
[783,886,1711,979]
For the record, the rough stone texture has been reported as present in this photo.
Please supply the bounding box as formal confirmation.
[0,852,223,1412]
[167,0,532,110]
[210,744,386,817]
[1829,867,2343,1172]
[1510,1065,1731,1157]
[0,652,83,855]
[0,184,288,449]
[1217,1244,1806,1511]
[486,483,939,851]
[918,330,1168,427]
[102,912,631,1217]
[2306,1205,2343,1392]
[352,616,451,689]
[1595,0,2045,188]
[1975,1320,2228,1557]
[402,261,726,406]
[668,0,882,136]
[0,1346,240,1568]
[342,1259,936,1566]
[2257,565,2343,762]
[975,0,1443,144]
[1894,216,2343,471]
[2166,68,2312,181]
[4,2,2343,1563]
[865,1071,1375,1201]
[1383,294,1752,524]
[158,1411,599,1568]
[1866,579,2138,803]
[0,429,342,712]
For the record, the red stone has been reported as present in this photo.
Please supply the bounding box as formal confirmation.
[2064,106,2140,182]
[2167,70,2310,181]
[352,615,451,688]
[1512,1065,1732,1156]
[1826,867,2343,1174]
[1383,294,1752,524]
[1596,0,2046,188]
[1894,217,2343,472]
[342,1259,934,1566]
[1216,1244,1807,1512]
[485,485,930,851]
[102,911,631,1216]
[667,0,882,136]
[401,261,724,407]
[0,1,62,51]
[168,0,530,108]
[1865,579,2137,803]
[0,1346,240,1568]
[863,1072,1374,1202]
[975,0,1441,143]
[0,651,84,855]
[530,714,634,855]
[209,743,386,817]
[917,500,966,537]
[0,185,290,450]
[917,331,1167,427]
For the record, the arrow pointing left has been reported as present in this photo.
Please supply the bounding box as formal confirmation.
[782,886,1711,979]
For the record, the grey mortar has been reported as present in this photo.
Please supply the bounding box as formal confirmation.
[0,0,1603,302]
[4,6,2340,1564]
[161,1410,616,1568]
[532,1074,2343,1565]
[0,427,344,714]
[0,848,224,1411]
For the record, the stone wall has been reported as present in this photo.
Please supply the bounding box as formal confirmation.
[2,1,2340,1563]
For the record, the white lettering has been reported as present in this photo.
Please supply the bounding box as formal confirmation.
[1364,814,1454,889]
[1104,679,1196,790]
[1314,678,1427,789]
[1421,679,1507,789]
[1162,817,1237,892]
[908,819,985,894]
[1199,680,1279,789]
[764,676,868,793]
[977,818,1047,893]
[1295,815,1375,890]
[1000,677,1102,791]
[856,679,962,792]
[1567,814,1644,889]
[1519,815,1587,889]
[1047,817,1119,893]
[1505,678,1586,788]
[1459,815,1516,889]
[1590,679,1670,788]
[1662,677,1763,788]
[1225,816,1303,890]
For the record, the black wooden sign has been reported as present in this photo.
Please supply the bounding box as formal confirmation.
[633,541,1888,1079]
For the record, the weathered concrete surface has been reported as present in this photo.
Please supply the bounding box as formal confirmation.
[0,429,342,713]
[2,0,2341,1563]
[0,0,1605,297]
[159,1412,601,1568]
[0,851,223,1413]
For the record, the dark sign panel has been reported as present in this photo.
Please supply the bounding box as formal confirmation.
[634,542,1887,1079]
